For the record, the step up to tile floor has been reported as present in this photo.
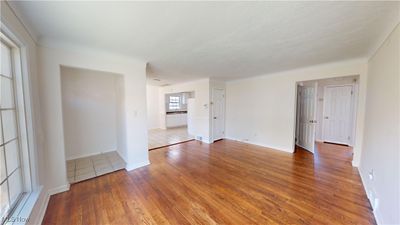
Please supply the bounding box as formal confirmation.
[148,127,194,149]
[66,151,126,183]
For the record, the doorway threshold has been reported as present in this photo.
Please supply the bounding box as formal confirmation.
[149,139,195,151]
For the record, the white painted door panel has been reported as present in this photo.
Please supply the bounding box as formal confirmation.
[322,85,353,145]
[298,84,317,153]
[212,89,225,141]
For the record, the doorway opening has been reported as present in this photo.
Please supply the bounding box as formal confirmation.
[294,75,359,160]
[146,85,195,150]
[60,66,127,184]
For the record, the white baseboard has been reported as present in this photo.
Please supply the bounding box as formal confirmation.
[47,184,70,196]
[32,184,70,225]
[115,150,127,164]
[202,137,213,144]
[373,207,383,225]
[125,160,150,171]
[357,167,383,225]
[224,137,294,153]
[193,135,213,144]
[66,149,118,161]
[33,191,50,225]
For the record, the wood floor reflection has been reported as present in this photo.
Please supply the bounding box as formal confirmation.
[42,140,375,225]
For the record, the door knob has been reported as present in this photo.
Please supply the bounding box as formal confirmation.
[324,116,329,119]
[214,117,217,119]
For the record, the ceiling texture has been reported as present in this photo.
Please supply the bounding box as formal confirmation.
[9,1,400,85]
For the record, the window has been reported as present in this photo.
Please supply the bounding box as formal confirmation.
[1,35,26,223]
[166,92,191,112]
[168,96,181,110]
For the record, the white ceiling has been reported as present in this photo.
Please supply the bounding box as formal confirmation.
[9,1,400,85]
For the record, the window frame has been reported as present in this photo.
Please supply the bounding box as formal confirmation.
[168,96,181,111]
[165,92,191,112]
[1,23,39,224]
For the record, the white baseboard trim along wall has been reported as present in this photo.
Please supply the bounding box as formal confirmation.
[32,184,70,225]
[125,160,151,171]
[32,159,151,224]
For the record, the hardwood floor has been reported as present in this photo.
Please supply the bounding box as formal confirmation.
[42,140,375,225]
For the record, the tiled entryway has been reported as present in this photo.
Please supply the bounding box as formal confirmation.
[66,151,125,183]
[148,127,194,149]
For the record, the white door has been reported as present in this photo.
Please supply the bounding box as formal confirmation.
[212,89,225,141]
[298,83,318,153]
[322,85,353,145]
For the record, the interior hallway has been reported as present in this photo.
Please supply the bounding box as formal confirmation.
[43,140,375,225]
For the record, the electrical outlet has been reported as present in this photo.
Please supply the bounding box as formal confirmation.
[373,198,379,211]
[368,170,374,180]
[367,190,372,200]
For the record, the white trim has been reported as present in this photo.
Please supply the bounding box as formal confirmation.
[194,135,213,144]
[367,21,400,60]
[65,149,118,161]
[224,137,294,153]
[125,160,150,171]
[5,187,42,225]
[48,184,70,196]
[358,168,383,225]
[5,1,38,44]
[33,191,50,225]
[202,137,213,144]
[30,184,69,225]
[1,21,42,223]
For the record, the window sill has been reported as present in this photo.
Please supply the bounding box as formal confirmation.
[4,186,42,225]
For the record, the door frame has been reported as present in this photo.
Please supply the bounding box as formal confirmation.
[292,75,364,167]
[211,88,225,142]
[321,84,356,146]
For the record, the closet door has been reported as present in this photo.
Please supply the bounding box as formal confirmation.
[322,85,353,145]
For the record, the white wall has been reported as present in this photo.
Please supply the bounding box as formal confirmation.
[359,24,399,225]
[146,84,161,129]
[60,67,121,159]
[226,59,368,166]
[37,44,149,196]
[115,76,127,162]
[160,79,211,142]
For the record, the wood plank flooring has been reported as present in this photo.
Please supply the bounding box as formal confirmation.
[42,140,375,225]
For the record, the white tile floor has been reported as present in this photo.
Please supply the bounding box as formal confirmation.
[148,127,194,149]
[66,151,125,183]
